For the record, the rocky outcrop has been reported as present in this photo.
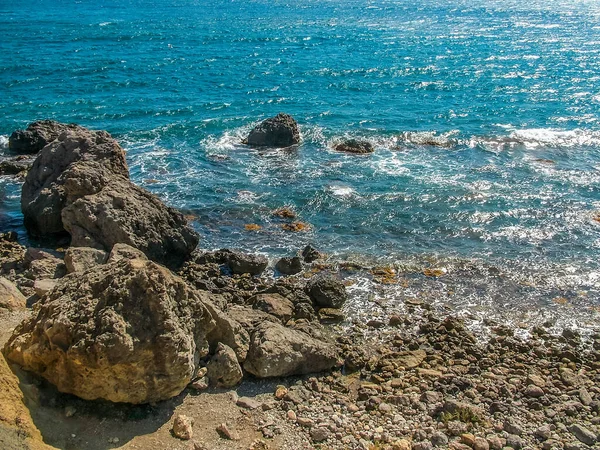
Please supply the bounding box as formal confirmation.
[8,120,81,155]
[275,256,302,275]
[3,250,218,404]
[306,274,348,308]
[244,113,300,147]
[334,139,374,154]
[20,124,199,267]
[0,277,26,310]
[21,127,128,236]
[243,321,340,378]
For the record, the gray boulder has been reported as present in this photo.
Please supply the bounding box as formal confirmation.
[243,321,340,378]
[244,113,300,147]
[9,120,82,154]
[306,274,348,308]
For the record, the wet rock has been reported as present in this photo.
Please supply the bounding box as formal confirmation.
[172,414,194,440]
[3,250,219,403]
[301,244,322,263]
[225,250,268,275]
[64,247,108,273]
[9,120,80,154]
[244,113,300,147]
[306,274,348,308]
[0,158,32,176]
[0,276,26,310]
[251,293,294,323]
[243,321,339,378]
[275,256,302,275]
[334,138,374,154]
[207,343,243,388]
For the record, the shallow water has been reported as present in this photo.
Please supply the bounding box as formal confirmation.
[1,0,600,330]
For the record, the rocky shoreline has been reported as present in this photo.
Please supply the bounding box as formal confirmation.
[0,119,599,450]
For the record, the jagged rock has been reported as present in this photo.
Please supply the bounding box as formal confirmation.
[3,251,218,403]
[306,274,348,308]
[21,125,198,267]
[0,277,26,310]
[334,139,374,154]
[107,243,148,263]
[275,256,302,275]
[302,244,322,263]
[207,343,243,388]
[8,120,82,154]
[243,321,339,378]
[244,113,300,147]
[203,300,249,362]
[251,293,294,323]
[64,247,108,273]
[23,248,66,280]
[62,177,198,267]
[225,251,268,275]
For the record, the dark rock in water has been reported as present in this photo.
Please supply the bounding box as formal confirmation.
[243,321,339,378]
[20,125,198,267]
[318,308,344,323]
[244,113,300,147]
[302,244,322,263]
[9,120,82,154]
[334,139,374,154]
[3,245,245,404]
[225,250,268,275]
[306,274,348,308]
[275,256,302,275]
[0,158,32,176]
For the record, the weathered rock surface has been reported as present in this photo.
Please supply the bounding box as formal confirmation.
[63,247,108,273]
[251,293,294,323]
[20,125,199,266]
[275,256,302,275]
[0,233,25,274]
[172,414,194,440]
[306,274,348,308]
[244,321,339,378]
[206,343,243,388]
[23,248,66,280]
[334,139,374,154]
[21,126,129,236]
[3,250,218,403]
[8,120,81,154]
[0,277,26,310]
[0,157,33,176]
[244,113,300,147]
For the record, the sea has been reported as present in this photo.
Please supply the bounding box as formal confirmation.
[1,0,600,334]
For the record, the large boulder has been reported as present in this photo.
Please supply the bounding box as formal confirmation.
[306,274,348,308]
[61,177,198,268]
[243,321,340,378]
[244,113,300,147]
[21,127,128,236]
[3,252,218,404]
[8,120,81,155]
[20,125,199,267]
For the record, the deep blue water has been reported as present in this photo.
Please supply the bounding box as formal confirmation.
[1,0,600,329]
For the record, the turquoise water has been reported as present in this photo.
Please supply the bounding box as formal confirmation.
[1,0,600,327]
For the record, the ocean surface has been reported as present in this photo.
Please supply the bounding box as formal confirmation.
[1,0,600,332]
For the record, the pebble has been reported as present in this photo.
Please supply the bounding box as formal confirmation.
[310,426,331,442]
[569,423,597,446]
[216,423,239,440]
[172,415,194,440]
[236,396,262,410]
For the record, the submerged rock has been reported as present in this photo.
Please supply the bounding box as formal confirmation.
[243,321,339,378]
[244,113,300,147]
[8,120,81,154]
[3,249,218,403]
[334,138,374,154]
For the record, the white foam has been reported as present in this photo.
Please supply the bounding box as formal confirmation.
[0,135,8,151]
[509,128,600,148]
[329,185,356,198]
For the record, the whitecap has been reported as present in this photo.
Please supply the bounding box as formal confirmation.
[0,135,8,151]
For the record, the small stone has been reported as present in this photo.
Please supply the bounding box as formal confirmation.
[389,315,403,327]
[431,431,449,447]
[569,424,597,446]
[296,417,314,427]
[506,434,523,450]
[524,384,544,398]
[379,403,393,413]
[461,433,476,447]
[392,440,412,450]
[237,397,262,410]
[64,406,76,418]
[413,441,433,450]
[172,415,194,440]
[527,373,546,388]
[274,385,288,399]
[486,436,504,450]
[535,425,552,441]
[310,426,330,443]
[473,437,489,450]
[504,419,523,436]
[190,377,209,391]
[578,388,593,406]
[216,423,239,440]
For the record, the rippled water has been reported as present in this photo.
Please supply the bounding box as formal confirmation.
[1,0,600,330]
